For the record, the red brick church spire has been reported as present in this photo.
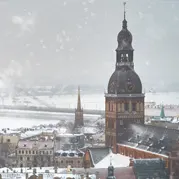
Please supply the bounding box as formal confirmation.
[74,86,84,129]
[77,86,82,110]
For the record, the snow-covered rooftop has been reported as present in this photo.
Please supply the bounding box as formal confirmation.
[17,140,54,149]
[94,153,130,168]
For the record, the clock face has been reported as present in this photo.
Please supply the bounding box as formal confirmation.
[126,79,134,92]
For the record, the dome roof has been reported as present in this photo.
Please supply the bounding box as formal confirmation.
[117,27,133,51]
[108,65,142,94]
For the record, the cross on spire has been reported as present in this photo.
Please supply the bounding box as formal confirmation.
[123,2,126,20]
[110,155,112,165]
[122,2,127,29]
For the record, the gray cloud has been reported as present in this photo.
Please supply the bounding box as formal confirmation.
[0,0,178,89]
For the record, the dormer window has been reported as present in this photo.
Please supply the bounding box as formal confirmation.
[132,103,136,111]
[24,144,26,147]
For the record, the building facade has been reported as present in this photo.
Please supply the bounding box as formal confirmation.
[105,4,144,153]
[16,140,54,168]
[54,150,84,168]
[104,3,179,178]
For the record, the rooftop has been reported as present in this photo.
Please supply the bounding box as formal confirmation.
[17,140,54,150]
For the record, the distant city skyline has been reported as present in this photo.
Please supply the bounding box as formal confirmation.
[0,0,179,89]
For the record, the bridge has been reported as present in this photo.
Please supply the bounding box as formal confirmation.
[0,87,178,118]
[0,104,178,118]
[0,105,105,116]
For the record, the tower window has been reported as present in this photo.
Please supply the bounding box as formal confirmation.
[132,103,136,111]
[124,103,129,111]
[119,120,123,126]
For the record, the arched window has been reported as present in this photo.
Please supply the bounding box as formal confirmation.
[132,103,136,111]
[124,103,129,111]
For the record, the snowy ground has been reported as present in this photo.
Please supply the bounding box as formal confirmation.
[0,113,100,130]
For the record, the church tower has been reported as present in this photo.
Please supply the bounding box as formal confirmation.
[105,3,145,153]
[74,86,84,128]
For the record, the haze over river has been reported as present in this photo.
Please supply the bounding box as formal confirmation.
[0,92,179,129]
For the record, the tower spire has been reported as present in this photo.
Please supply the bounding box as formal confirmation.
[77,86,81,110]
[124,1,126,20]
[122,2,127,29]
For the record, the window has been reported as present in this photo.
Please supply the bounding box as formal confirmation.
[36,151,38,154]
[46,151,48,155]
[29,151,31,154]
[61,161,63,163]
[124,103,129,111]
[27,157,30,161]
[117,103,121,112]
[20,157,23,161]
[78,161,80,163]
[22,151,24,154]
[120,120,123,126]
[33,151,35,154]
[109,102,112,111]
[26,151,28,154]
[50,151,52,154]
[132,103,136,111]
[19,150,21,154]
[7,139,10,143]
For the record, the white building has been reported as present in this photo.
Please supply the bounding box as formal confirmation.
[16,140,54,168]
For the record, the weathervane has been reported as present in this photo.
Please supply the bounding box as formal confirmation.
[123,1,126,20]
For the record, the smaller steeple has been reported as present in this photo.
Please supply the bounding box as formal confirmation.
[122,2,127,29]
[74,86,84,129]
[160,105,165,119]
[106,165,116,179]
[77,86,82,110]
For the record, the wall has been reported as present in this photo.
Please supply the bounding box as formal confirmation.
[54,156,83,168]
[117,144,169,168]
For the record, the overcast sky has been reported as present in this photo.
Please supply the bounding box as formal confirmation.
[0,0,179,88]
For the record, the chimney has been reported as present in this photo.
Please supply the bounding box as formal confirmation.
[95,171,100,179]
[26,173,28,179]
[38,174,43,179]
